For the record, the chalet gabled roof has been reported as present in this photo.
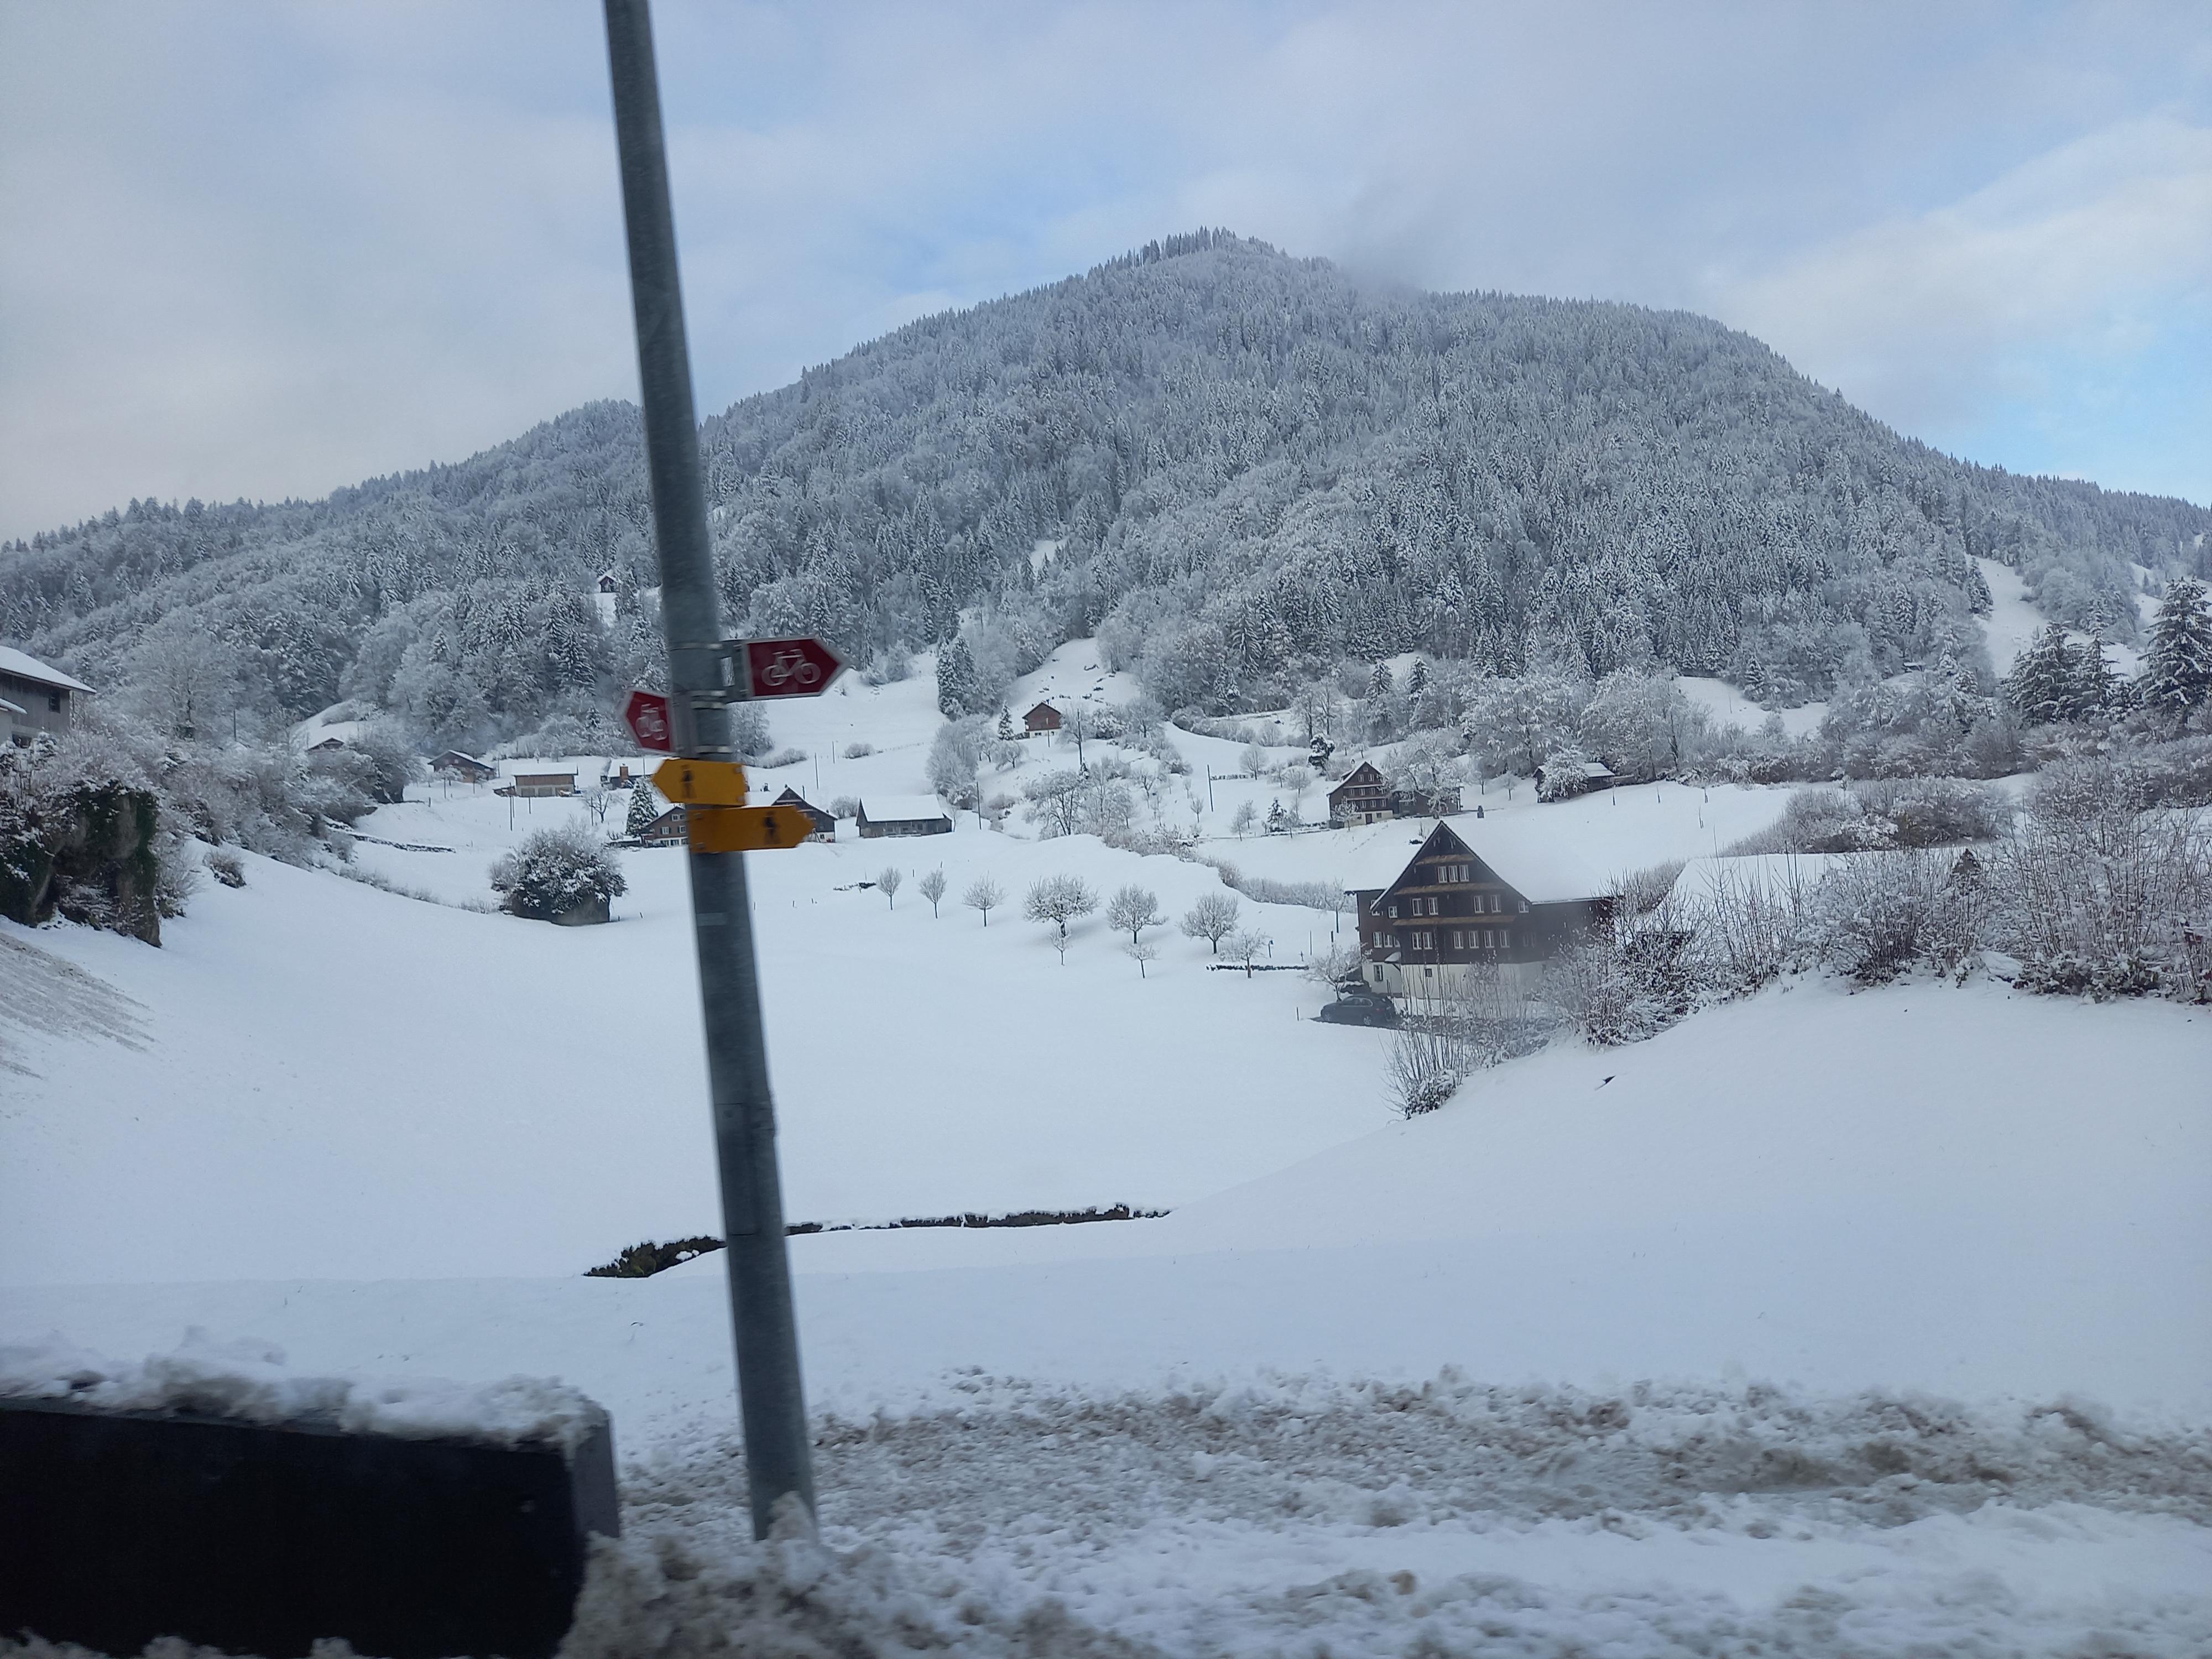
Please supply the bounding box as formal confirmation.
[1376,818,1613,907]
[1331,761,1386,790]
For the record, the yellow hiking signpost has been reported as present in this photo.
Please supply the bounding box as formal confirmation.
[651,757,748,805]
[648,760,811,852]
[687,806,814,854]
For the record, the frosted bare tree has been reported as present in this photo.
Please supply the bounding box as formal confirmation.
[1024,874,1098,964]
[1105,883,1165,944]
[917,867,947,916]
[962,875,1004,926]
[1124,939,1160,978]
[1222,927,1269,977]
[1180,892,1240,953]
[877,866,902,909]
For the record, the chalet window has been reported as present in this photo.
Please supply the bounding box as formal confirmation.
[1387,904,1399,919]
[48,691,61,712]
[1451,930,1463,950]
[1519,900,1529,913]
[1484,929,1495,950]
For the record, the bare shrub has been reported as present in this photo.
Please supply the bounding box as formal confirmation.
[1388,967,1543,1115]
[1811,850,1986,984]
[204,846,246,888]
[1993,763,2211,1000]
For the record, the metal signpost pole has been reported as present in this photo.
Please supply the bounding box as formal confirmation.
[602,0,816,1540]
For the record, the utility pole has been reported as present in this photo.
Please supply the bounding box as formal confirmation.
[602,0,815,1541]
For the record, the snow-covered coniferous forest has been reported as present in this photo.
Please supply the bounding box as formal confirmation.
[3,232,2210,1656]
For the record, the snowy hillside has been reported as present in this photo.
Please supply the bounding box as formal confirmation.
[6,670,2211,1652]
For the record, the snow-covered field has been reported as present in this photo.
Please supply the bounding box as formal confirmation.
[6,660,2210,1655]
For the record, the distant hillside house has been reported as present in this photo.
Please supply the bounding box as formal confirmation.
[1327,761,1392,824]
[1023,701,1062,735]
[766,786,837,842]
[637,805,687,845]
[431,751,497,784]
[0,646,92,745]
[1533,758,1617,796]
[1348,820,1615,996]
[856,795,953,838]
[1326,761,1462,825]
[307,735,347,753]
[507,769,578,798]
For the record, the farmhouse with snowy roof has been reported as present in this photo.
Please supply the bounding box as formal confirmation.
[1022,701,1062,735]
[431,750,497,783]
[1348,818,1616,997]
[1327,760,1464,826]
[0,645,93,745]
[856,796,952,838]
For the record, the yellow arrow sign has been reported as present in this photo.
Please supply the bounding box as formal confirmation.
[687,805,814,854]
[653,757,748,806]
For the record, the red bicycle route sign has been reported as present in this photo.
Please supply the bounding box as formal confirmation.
[744,636,842,700]
[623,688,675,752]
[623,638,842,751]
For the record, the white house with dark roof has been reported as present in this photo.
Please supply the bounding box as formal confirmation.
[0,646,93,745]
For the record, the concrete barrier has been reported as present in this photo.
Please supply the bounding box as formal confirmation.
[0,1394,619,1658]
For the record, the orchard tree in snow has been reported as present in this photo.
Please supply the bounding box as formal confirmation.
[1230,800,1259,838]
[1105,883,1165,943]
[918,867,947,916]
[1124,938,1160,978]
[1239,742,1268,777]
[625,781,662,839]
[1222,927,1269,977]
[877,865,902,909]
[962,874,1004,926]
[2141,578,2212,722]
[1181,891,1239,953]
[1264,798,1294,834]
[1024,873,1098,963]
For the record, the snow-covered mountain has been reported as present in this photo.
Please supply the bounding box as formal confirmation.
[6,231,2207,750]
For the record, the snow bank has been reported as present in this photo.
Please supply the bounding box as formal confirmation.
[0,1327,606,1457]
[571,1374,2212,1658]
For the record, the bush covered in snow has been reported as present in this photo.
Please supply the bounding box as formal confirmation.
[490,823,627,924]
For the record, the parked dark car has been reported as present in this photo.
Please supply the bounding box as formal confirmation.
[1315,989,1399,1028]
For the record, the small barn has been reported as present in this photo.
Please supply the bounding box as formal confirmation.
[307,735,347,753]
[856,795,953,838]
[431,751,497,784]
[1023,702,1063,735]
[1533,758,1618,798]
[508,769,578,799]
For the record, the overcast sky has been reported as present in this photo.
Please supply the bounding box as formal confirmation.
[3,1,2207,542]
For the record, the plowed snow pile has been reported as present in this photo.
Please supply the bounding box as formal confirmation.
[573,1376,2212,1657]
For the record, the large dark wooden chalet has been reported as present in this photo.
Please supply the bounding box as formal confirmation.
[1348,820,1615,995]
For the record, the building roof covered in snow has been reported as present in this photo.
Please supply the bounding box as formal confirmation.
[0,646,93,695]
[857,795,950,825]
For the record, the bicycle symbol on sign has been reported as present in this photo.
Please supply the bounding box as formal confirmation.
[759,649,822,690]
